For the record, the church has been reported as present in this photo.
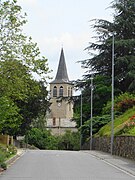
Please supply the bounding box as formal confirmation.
[46,48,77,135]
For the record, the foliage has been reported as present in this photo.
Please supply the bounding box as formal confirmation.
[1,162,7,170]
[0,143,17,169]
[80,0,135,94]
[25,128,80,150]
[97,106,135,136]
[0,0,50,81]
[122,115,135,135]
[0,0,50,136]
[25,128,58,150]
[80,115,111,144]
[102,92,135,115]
[73,0,135,146]
[0,150,6,166]
[58,131,80,151]
[0,60,34,101]
[16,81,49,136]
[0,96,22,135]
[74,75,112,128]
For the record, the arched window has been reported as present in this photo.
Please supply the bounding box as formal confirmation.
[53,86,57,97]
[71,88,73,96]
[59,86,63,96]
[53,117,56,126]
[68,87,70,96]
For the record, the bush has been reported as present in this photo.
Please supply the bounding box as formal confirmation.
[0,143,17,168]
[102,92,135,114]
[58,131,80,151]
[0,143,17,171]
[0,150,6,164]
[1,162,7,170]
[25,128,58,150]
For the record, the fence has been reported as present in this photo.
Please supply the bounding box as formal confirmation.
[0,135,14,145]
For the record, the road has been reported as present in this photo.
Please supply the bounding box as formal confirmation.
[0,150,135,180]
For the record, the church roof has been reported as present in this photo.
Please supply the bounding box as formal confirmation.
[50,48,72,84]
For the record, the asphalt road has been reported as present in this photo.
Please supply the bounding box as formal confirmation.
[0,150,135,180]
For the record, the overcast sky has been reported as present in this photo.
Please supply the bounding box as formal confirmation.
[18,0,113,82]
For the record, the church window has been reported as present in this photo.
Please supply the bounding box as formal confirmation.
[53,86,57,97]
[68,87,70,96]
[71,88,73,96]
[59,86,63,96]
[53,117,56,126]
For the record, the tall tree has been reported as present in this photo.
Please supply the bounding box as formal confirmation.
[0,0,50,81]
[0,96,21,135]
[81,0,135,93]
[73,0,135,137]
[0,0,50,136]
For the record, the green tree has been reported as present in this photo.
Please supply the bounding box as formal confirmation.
[17,81,49,135]
[74,0,135,144]
[0,96,21,135]
[74,75,112,127]
[81,0,135,93]
[0,0,50,136]
[0,0,50,81]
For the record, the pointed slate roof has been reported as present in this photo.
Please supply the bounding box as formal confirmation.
[50,48,71,84]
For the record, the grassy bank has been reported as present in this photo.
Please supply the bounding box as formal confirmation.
[97,106,135,136]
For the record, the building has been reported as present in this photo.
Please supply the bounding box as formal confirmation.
[47,48,77,135]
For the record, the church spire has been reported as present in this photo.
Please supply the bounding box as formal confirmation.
[50,48,70,84]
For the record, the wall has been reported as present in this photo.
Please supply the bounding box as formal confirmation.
[47,127,77,136]
[82,136,135,160]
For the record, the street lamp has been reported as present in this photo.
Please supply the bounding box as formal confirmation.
[90,75,93,150]
[111,32,114,155]
[80,89,83,150]
[97,28,114,155]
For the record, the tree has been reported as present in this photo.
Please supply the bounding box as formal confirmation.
[0,0,50,136]
[73,0,135,145]
[58,131,80,150]
[81,0,135,93]
[73,75,112,127]
[0,0,50,81]
[17,81,50,135]
[0,96,22,135]
[0,60,34,101]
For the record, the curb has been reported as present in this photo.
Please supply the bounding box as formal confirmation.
[0,149,25,174]
[83,151,135,177]
[6,149,25,166]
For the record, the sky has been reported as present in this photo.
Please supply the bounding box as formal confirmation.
[18,0,114,83]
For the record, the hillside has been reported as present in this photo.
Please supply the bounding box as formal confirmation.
[97,106,135,137]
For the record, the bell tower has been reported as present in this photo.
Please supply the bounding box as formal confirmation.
[47,48,76,135]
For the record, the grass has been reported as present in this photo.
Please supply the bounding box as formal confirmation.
[0,143,17,169]
[97,106,135,137]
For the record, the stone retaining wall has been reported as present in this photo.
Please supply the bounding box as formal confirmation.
[83,136,135,160]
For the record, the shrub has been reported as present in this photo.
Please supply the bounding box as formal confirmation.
[0,150,6,164]
[58,131,80,151]
[1,162,7,170]
[25,128,58,150]
[122,115,135,134]
[102,92,135,114]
